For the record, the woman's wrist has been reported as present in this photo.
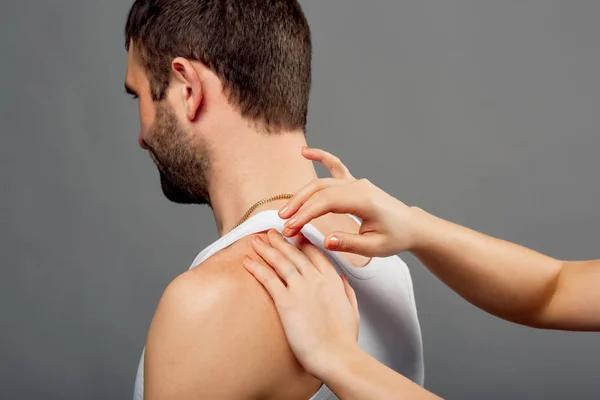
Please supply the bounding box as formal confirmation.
[407,206,438,253]
[311,341,366,384]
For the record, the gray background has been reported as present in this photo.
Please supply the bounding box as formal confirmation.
[2,0,599,398]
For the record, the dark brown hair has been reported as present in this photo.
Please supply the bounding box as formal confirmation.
[125,0,312,131]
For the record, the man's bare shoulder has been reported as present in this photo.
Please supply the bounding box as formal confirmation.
[144,232,321,400]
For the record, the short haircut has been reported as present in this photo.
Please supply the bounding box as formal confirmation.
[125,0,312,131]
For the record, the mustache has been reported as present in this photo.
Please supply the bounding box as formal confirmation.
[147,149,172,179]
[145,142,167,169]
[147,147,161,166]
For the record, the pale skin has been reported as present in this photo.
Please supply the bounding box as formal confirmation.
[244,146,600,400]
[126,44,370,398]
[245,230,441,400]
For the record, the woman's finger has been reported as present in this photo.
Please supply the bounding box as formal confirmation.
[278,147,354,219]
[279,178,349,219]
[243,257,288,303]
[266,229,316,277]
[323,230,383,256]
[341,274,360,326]
[294,234,339,277]
[283,184,367,236]
[302,147,354,180]
[251,235,300,284]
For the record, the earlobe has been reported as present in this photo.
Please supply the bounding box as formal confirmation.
[171,57,203,122]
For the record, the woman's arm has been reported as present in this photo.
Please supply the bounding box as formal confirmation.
[243,229,442,400]
[321,344,440,400]
[280,147,600,331]
[411,209,600,330]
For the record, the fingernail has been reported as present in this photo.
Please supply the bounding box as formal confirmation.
[242,256,252,266]
[327,236,340,249]
[285,218,297,227]
[281,227,292,237]
[253,235,263,244]
[301,146,308,151]
[279,206,288,216]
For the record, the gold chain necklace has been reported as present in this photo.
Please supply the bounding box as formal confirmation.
[231,193,294,231]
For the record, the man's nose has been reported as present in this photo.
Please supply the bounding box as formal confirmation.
[138,133,149,150]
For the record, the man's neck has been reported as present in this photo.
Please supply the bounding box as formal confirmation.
[207,130,317,236]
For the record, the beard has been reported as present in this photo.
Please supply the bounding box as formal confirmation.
[145,102,212,206]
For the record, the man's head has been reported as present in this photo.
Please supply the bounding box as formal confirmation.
[124,0,312,205]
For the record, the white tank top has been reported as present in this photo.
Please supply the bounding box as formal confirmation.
[134,210,424,400]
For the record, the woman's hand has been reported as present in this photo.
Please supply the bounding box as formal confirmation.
[243,229,360,377]
[279,147,424,257]
[243,229,443,399]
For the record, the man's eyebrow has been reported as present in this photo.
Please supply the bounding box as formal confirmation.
[124,83,137,96]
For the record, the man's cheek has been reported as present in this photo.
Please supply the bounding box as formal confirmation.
[140,98,156,128]
[138,107,155,145]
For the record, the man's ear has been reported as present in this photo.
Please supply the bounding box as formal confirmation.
[171,57,203,121]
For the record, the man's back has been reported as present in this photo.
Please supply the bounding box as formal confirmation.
[135,211,423,399]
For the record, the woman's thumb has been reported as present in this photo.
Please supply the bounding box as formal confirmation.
[325,232,380,257]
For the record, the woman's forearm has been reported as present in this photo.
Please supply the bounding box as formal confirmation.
[410,208,600,330]
[320,345,441,400]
